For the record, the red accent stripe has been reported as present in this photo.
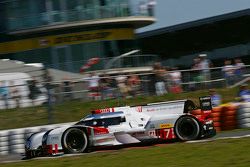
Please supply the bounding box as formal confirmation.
[48,145,53,155]
[54,144,58,154]
[94,127,109,135]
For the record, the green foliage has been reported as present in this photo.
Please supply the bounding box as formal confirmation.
[1,138,250,167]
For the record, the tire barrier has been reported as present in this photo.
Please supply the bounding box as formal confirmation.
[190,108,222,131]
[190,104,240,132]
[0,122,76,156]
[211,107,222,132]
[237,103,250,128]
[221,104,238,131]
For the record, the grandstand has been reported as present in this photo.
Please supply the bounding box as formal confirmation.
[137,9,250,68]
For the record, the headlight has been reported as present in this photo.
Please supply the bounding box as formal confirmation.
[42,133,49,145]
[25,140,31,149]
[205,120,213,124]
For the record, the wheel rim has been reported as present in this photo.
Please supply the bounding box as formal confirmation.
[65,129,86,153]
[176,117,199,140]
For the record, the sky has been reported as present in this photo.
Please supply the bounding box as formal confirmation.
[137,0,250,33]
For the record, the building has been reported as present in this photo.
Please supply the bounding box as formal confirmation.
[137,9,250,68]
[0,0,155,72]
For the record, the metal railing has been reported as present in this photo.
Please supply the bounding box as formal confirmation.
[0,62,249,110]
[6,2,153,32]
[46,54,158,73]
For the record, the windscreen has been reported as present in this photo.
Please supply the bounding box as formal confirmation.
[77,116,125,127]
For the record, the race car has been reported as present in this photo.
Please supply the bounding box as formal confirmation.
[25,97,216,158]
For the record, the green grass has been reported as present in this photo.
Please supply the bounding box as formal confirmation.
[0,87,239,130]
[1,137,250,167]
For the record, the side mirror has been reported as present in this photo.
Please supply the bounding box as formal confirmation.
[120,117,126,122]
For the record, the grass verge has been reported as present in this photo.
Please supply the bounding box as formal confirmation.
[1,137,250,167]
[0,87,239,130]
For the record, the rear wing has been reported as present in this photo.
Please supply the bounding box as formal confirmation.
[199,96,212,111]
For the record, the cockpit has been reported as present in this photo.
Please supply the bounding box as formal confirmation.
[76,112,126,127]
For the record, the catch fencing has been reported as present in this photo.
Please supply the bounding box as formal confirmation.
[0,63,250,110]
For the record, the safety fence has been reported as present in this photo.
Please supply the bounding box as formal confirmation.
[0,62,250,110]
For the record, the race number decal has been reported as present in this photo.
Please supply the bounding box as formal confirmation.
[149,128,175,140]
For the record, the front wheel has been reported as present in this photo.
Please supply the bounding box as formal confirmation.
[174,116,201,141]
[62,128,88,154]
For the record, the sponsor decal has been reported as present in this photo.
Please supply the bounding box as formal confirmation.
[54,32,111,44]
[148,130,156,137]
[136,106,142,112]
[0,28,134,54]
[159,123,173,129]
[94,108,114,114]
[94,127,109,135]
[143,104,183,112]
[39,39,50,46]
[50,136,59,141]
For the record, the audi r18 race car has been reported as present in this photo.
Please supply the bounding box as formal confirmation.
[25,97,216,158]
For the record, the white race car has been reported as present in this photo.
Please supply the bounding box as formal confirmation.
[25,97,215,158]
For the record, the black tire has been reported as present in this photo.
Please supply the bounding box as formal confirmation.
[174,116,201,141]
[62,128,88,154]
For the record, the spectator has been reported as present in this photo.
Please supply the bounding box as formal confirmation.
[209,89,221,107]
[222,60,235,87]
[62,77,74,101]
[234,58,245,82]
[192,57,201,70]
[138,1,148,15]
[84,72,100,100]
[153,62,167,96]
[237,84,250,102]
[9,80,20,108]
[127,73,141,97]
[100,74,114,100]
[28,79,41,105]
[189,57,202,91]
[116,75,129,98]
[147,0,157,16]
[168,67,182,94]
[0,81,9,109]
[199,54,212,82]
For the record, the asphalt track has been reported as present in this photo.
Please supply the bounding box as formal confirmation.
[1,129,250,164]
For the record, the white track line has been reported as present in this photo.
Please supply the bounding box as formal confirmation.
[186,134,250,143]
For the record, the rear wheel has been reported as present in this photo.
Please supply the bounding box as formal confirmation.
[62,128,88,154]
[174,116,201,141]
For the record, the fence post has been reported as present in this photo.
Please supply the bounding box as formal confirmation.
[43,67,53,124]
